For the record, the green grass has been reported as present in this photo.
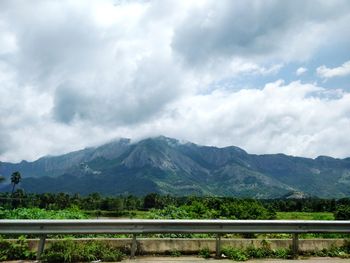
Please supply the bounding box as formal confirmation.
[276,212,334,220]
[0,207,88,219]
[41,239,124,262]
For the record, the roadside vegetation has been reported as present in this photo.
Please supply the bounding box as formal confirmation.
[1,192,349,220]
[0,191,349,261]
[221,239,350,261]
[41,239,124,262]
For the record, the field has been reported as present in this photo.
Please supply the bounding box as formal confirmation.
[276,212,335,220]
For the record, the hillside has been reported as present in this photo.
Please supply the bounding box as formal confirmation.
[1,136,350,198]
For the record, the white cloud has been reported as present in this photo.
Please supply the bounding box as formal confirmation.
[140,81,350,159]
[317,60,350,79]
[296,67,308,76]
[1,0,350,161]
[5,80,350,162]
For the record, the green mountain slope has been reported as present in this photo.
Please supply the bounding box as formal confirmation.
[1,136,350,198]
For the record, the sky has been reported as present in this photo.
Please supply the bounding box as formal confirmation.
[1,0,350,162]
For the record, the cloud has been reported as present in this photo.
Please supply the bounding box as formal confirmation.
[317,60,350,79]
[141,81,350,159]
[171,0,350,66]
[296,67,308,76]
[0,0,350,162]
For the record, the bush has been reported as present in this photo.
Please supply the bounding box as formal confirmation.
[169,249,181,257]
[245,240,274,259]
[198,247,211,258]
[0,207,87,219]
[342,239,350,254]
[273,248,292,259]
[41,239,124,262]
[0,236,35,261]
[334,205,350,220]
[222,247,248,261]
[246,246,272,258]
[222,243,294,261]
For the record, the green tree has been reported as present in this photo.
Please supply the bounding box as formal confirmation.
[11,171,21,195]
[334,205,350,220]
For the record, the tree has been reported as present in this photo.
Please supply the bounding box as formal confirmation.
[334,205,350,220]
[11,171,21,195]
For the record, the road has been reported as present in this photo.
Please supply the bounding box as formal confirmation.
[123,256,350,262]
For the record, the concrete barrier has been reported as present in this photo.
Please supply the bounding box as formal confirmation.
[24,238,347,255]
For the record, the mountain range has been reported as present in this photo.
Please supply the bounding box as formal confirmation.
[1,136,350,198]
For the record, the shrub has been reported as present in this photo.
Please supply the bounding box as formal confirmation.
[334,205,350,220]
[41,239,124,262]
[0,236,35,261]
[245,240,273,259]
[198,247,211,258]
[342,239,350,254]
[273,248,292,259]
[0,207,87,219]
[169,249,181,257]
[222,244,294,261]
[222,247,248,261]
[246,246,272,258]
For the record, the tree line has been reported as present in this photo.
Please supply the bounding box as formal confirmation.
[0,191,349,218]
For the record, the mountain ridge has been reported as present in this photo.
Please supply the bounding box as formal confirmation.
[1,136,350,198]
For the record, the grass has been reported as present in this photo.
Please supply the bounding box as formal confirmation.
[276,212,334,220]
[0,207,88,219]
[41,239,124,262]
[84,210,149,219]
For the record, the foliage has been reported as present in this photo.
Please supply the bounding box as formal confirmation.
[222,247,248,261]
[168,249,181,257]
[276,212,334,220]
[147,199,275,220]
[246,240,273,258]
[334,205,350,220]
[0,207,87,219]
[221,240,350,261]
[0,236,35,261]
[198,247,211,258]
[222,240,294,261]
[41,239,124,262]
[10,171,21,195]
[273,248,291,259]
[1,191,350,216]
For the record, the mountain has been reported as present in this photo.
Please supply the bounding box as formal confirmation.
[1,136,350,198]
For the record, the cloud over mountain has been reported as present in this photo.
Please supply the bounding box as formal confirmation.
[0,0,350,162]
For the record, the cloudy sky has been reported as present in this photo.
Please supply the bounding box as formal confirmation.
[1,0,350,162]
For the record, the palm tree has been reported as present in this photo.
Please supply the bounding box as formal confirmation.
[11,171,21,195]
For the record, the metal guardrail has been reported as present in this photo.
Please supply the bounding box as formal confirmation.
[1,219,350,259]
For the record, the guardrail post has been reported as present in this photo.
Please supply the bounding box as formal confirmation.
[37,234,47,260]
[130,234,137,259]
[215,233,221,258]
[292,233,299,258]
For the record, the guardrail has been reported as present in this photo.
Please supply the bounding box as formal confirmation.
[1,219,350,259]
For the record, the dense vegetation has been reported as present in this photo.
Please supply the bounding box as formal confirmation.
[1,192,350,220]
[222,240,350,261]
[0,237,124,262]
[0,236,35,261]
[0,207,87,219]
[0,189,350,224]
[41,240,124,262]
[0,191,350,261]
